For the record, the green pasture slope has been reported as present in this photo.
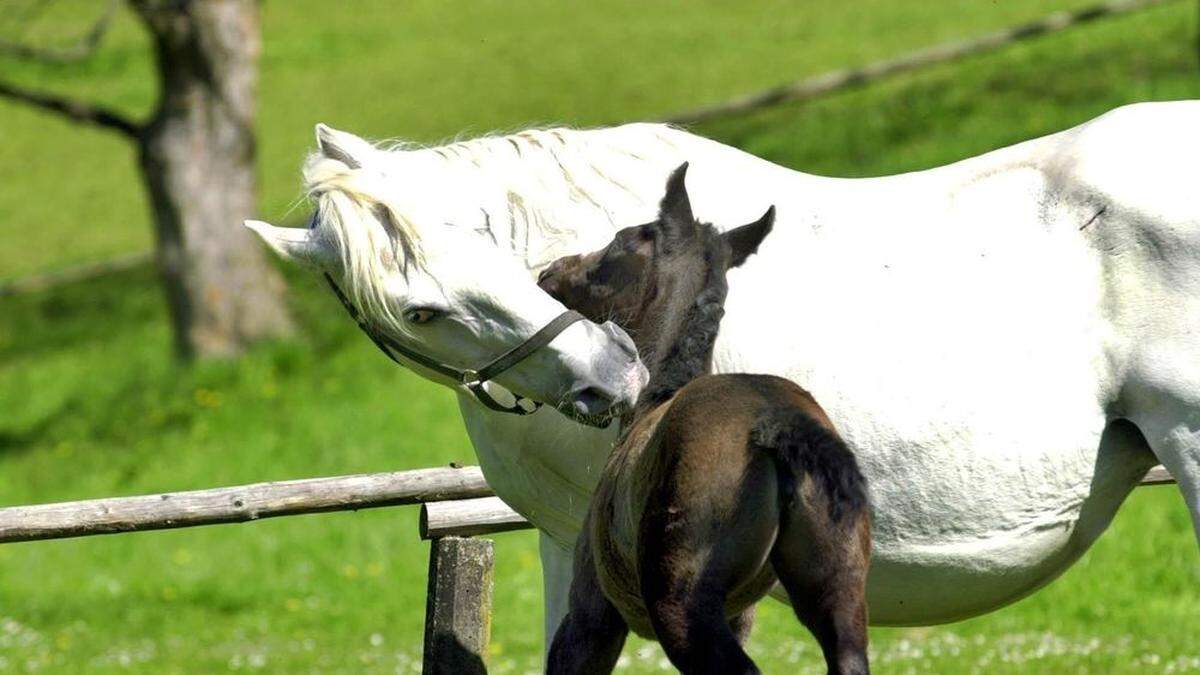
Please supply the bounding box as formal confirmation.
[2,1,1199,672]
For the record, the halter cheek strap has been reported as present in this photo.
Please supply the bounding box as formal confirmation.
[323,273,585,415]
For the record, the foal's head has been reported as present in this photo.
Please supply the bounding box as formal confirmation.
[539,163,774,405]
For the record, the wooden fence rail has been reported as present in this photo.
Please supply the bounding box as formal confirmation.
[0,465,493,544]
[421,496,532,539]
[0,464,1173,544]
[0,251,152,298]
[1143,464,1174,485]
[664,0,1179,125]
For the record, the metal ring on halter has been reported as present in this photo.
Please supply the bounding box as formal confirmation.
[323,273,585,416]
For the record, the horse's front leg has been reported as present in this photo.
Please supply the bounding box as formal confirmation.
[540,530,576,657]
[1130,395,1200,545]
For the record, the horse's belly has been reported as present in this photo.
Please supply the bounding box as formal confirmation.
[861,523,1094,624]
[825,428,1147,625]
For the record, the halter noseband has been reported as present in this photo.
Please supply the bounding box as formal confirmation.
[323,273,585,415]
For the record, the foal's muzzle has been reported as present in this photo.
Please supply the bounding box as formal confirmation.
[537,256,583,302]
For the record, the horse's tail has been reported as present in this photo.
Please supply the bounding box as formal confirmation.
[750,407,867,524]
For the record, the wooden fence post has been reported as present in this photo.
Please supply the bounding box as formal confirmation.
[423,536,495,675]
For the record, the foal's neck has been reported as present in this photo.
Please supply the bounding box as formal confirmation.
[635,246,729,411]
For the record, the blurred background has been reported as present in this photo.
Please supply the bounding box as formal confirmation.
[1,0,1199,672]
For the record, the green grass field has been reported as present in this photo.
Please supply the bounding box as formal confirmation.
[2,1,1200,672]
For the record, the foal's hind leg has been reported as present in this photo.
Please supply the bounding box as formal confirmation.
[771,520,871,675]
[641,579,759,675]
[637,469,778,674]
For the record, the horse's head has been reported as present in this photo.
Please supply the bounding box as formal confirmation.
[537,162,775,355]
[247,124,646,423]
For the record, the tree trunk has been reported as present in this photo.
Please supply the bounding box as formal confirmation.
[134,0,291,359]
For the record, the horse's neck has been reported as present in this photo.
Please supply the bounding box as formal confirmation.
[638,262,729,408]
[480,125,799,272]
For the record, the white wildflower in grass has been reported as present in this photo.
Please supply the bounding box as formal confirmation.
[1163,655,1200,673]
[0,618,41,650]
[390,649,422,674]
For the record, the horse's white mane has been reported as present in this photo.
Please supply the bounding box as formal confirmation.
[302,123,686,334]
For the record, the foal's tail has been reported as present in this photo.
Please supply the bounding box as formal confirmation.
[750,407,867,524]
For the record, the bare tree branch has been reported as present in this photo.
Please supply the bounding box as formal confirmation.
[0,0,117,63]
[0,77,141,137]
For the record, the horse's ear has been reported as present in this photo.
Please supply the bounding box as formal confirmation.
[314,123,373,170]
[723,205,775,268]
[657,162,695,243]
[245,219,335,269]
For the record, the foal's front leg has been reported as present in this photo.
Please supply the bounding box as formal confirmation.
[547,522,629,675]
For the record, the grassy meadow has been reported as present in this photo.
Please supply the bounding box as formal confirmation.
[2,0,1200,672]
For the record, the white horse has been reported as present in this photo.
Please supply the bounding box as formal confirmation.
[249,101,1200,647]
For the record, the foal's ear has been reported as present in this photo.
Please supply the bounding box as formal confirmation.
[723,205,775,268]
[314,123,374,170]
[657,162,695,243]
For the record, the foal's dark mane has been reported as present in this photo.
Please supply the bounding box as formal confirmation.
[636,225,731,411]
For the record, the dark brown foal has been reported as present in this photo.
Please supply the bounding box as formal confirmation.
[539,163,872,675]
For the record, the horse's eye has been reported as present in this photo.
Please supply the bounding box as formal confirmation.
[404,307,441,325]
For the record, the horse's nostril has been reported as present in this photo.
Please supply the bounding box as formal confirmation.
[602,321,638,359]
[537,265,556,286]
[573,386,614,416]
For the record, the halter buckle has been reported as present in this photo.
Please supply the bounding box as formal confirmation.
[460,369,481,387]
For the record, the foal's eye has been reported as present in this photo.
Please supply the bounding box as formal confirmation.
[404,307,441,325]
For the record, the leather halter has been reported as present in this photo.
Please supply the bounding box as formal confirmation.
[324,273,585,415]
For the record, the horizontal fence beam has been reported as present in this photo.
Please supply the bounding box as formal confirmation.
[0,464,1176,545]
[0,465,491,544]
[0,251,152,297]
[1142,464,1174,486]
[663,0,1178,125]
[421,497,533,540]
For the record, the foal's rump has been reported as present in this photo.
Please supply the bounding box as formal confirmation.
[750,402,868,528]
[633,374,869,619]
[652,373,866,525]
